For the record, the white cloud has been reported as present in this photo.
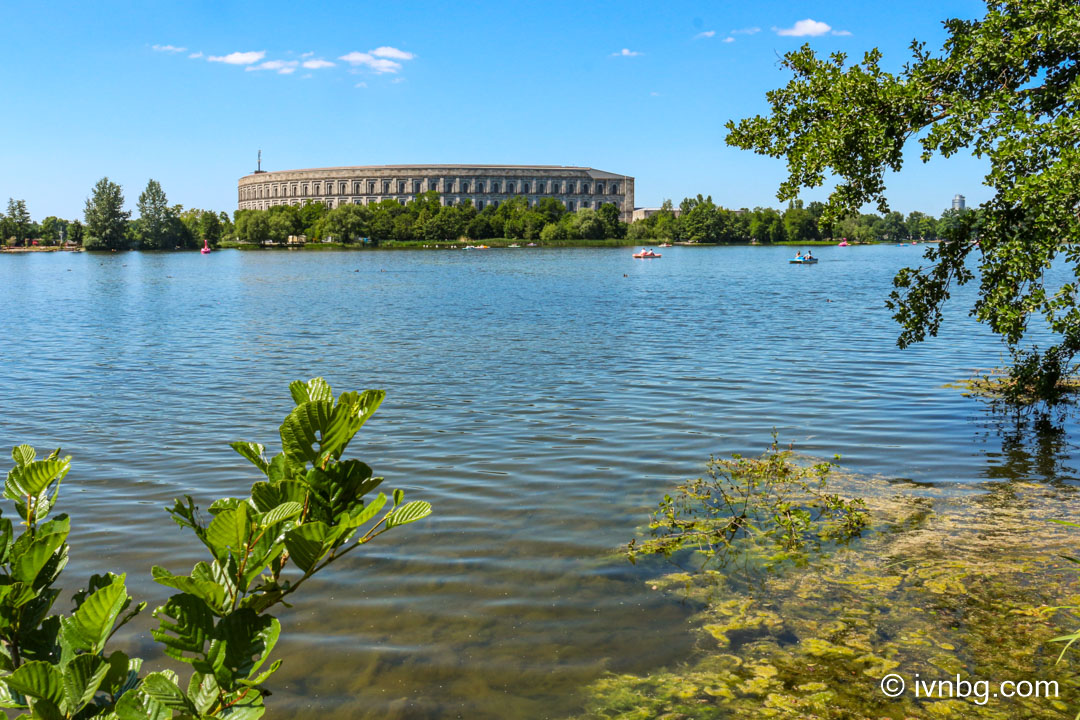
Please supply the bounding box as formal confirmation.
[832,29,852,36]
[208,51,266,65]
[694,30,716,39]
[153,44,186,53]
[391,77,405,84]
[731,27,760,35]
[246,59,299,74]
[339,49,412,73]
[355,81,368,88]
[650,91,661,96]
[301,51,315,58]
[611,48,641,57]
[774,19,833,37]
[302,58,335,69]
[188,51,203,59]
[370,46,415,60]
[723,36,735,43]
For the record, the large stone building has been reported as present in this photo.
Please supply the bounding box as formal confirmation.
[237,164,635,221]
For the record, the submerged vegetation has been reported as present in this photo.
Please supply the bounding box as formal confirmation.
[627,440,868,572]
[0,378,430,718]
[589,445,1080,719]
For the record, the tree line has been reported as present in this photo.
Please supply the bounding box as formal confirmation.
[4,177,958,249]
[628,196,960,244]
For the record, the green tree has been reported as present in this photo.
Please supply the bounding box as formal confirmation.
[136,179,171,250]
[83,178,130,251]
[39,217,68,246]
[6,199,31,247]
[67,219,84,246]
[782,202,819,243]
[727,0,1080,397]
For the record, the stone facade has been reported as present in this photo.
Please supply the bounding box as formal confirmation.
[237,164,635,221]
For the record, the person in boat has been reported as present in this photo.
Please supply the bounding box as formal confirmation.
[805,250,814,260]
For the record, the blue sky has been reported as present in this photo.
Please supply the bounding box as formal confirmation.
[2,0,991,220]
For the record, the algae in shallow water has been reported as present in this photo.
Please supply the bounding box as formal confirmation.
[577,474,1080,719]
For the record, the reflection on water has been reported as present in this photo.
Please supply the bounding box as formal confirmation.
[0,246,1078,718]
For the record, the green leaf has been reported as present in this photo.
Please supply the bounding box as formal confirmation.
[230,441,269,475]
[11,445,35,466]
[385,500,432,529]
[250,480,306,513]
[283,522,330,573]
[6,660,64,707]
[392,488,404,506]
[101,650,133,697]
[113,687,170,720]
[289,377,333,405]
[319,390,384,463]
[62,653,109,713]
[279,401,334,465]
[138,672,196,713]
[206,503,251,560]
[11,526,69,588]
[187,672,219,715]
[152,593,216,664]
[151,564,227,612]
[5,457,70,499]
[61,574,129,654]
[0,678,26,708]
[237,658,282,687]
[206,610,280,689]
[259,502,303,531]
[346,493,386,530]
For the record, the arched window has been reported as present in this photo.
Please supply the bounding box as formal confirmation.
[354,182,361,194]
[383,181,391,193]
[414,181,422,193]
[569,200,576,210]
[492,182,501,193]
[398,181,406,193]
[611,183,619,194]
[507,182,515,194]
[476,181,485,193]
[596,184,604,195]
[477,200,484,209]
[461,181,470,193]
[368,182,376,194]
[523,182,530,193]
[583,183,590,194]
[339,182,347,194]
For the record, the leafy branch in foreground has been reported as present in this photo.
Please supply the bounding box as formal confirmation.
[627,439,868,572]
[0,377,431,718]
[726,0,1080,401]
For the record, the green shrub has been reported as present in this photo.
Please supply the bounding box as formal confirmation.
[0,377,430,718]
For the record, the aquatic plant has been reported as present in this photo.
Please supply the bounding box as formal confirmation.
[586,478,1080,720]
[627,439,868,571]
[0,377,431,718]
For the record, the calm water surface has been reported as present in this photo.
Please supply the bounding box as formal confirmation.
[1,245,1077,718]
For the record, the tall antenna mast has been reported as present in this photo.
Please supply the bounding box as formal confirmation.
[257,149,262,172]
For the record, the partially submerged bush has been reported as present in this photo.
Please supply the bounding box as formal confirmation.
[627,439,867,571]
[0,377,430,718]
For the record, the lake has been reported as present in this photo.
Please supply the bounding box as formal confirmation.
[1,245,1076,718]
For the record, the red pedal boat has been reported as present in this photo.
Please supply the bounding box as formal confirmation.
[633,249,661,258]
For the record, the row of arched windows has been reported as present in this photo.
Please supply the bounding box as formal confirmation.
[240,179,622,202]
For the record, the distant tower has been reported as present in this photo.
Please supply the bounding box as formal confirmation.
[254,149,266,174]
[952,194,966,211]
